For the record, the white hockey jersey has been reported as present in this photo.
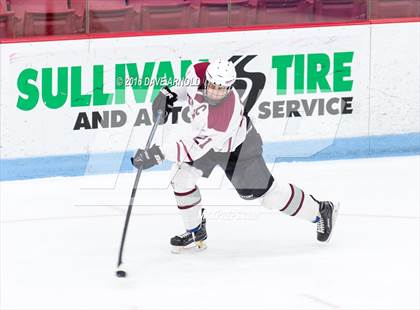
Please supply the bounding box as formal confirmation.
[161,62,247,163]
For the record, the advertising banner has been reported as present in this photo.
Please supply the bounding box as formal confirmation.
[0,22,419,180]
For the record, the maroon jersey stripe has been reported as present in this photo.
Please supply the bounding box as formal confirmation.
[194,93,205,103]
[176,142,180,162]
[193,62,210,86]
[207,91,235,132]
[180,140,193,162]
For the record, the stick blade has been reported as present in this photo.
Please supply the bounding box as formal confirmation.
[116,264,127,278]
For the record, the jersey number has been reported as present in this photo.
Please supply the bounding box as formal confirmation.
[194,136,212,149]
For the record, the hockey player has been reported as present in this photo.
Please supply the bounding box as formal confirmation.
[131,59,339,252]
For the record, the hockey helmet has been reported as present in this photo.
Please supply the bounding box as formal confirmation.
[204,59,237,106]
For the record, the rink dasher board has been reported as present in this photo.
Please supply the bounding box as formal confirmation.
[0,22,419,180]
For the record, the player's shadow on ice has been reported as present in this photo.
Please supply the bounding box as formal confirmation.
[199,241,325,260]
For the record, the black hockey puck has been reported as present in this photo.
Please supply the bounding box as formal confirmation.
[116,269,126,278]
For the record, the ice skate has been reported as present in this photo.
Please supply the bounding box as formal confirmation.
[171,210,207,254]
[317,201,340,243]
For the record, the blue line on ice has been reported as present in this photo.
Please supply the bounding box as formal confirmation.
[1,132,419,181]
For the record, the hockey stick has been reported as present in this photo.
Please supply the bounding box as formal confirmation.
[115,110,163,278]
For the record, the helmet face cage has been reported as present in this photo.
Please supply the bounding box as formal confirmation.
[204,80,232,106]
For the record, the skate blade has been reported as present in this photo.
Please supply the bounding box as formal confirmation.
[324,201,340,243]
[171,241,207,254]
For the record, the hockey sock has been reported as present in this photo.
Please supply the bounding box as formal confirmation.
[170,162,204,231]
[261,181,319,222]
[174,186,202,231]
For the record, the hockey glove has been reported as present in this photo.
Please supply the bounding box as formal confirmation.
[131,144,165,170]
[152,86,178,123]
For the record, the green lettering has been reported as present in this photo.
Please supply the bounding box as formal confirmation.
[334,52,354,92]
[93,65,113,106]
[115,63,126,105]
[152,61,175,100]
[181,60,193,79]
[307,53,331,93]
[272,55,294,95]
[128,62,154,104]
[42,67,68,109]
[115,63,155,105]
[294,54,305,94]
[17,68,39,111]
[71,66,91,107]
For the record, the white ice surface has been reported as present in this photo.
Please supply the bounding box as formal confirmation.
[1,156,419,310]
